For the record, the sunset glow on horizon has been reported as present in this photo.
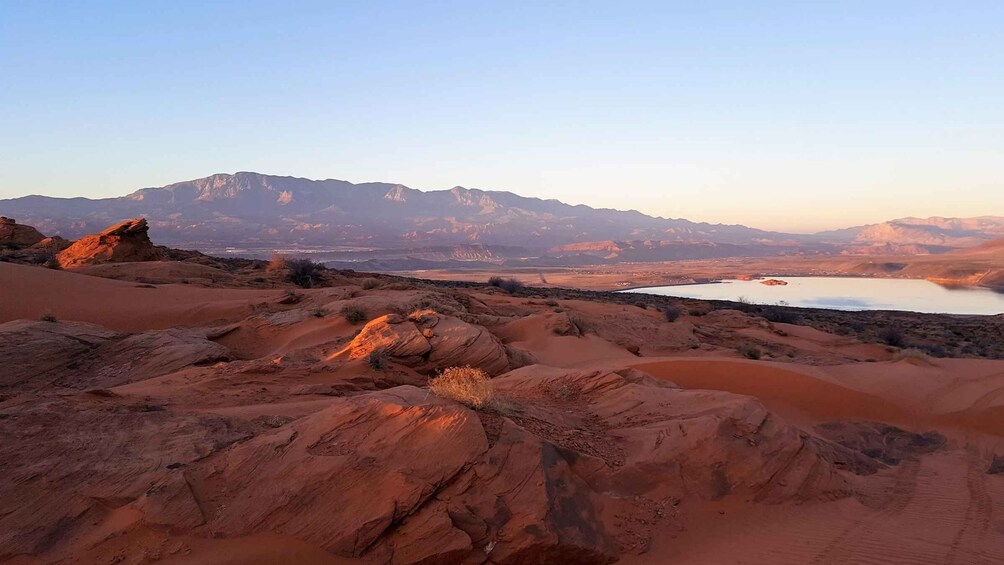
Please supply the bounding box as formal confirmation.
[2,1,1002,232]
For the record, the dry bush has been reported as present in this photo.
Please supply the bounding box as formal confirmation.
[286,258,323,288]
[361,278,381,290]
[488,276,525,294]
[408,308,438,323]
[892,348,934,364]
[265,252,288,272]
[267,253,323,288]
[40,313,57,323]
[663,306,683,322]
[341,304,367,325]
[738,343,761,360]
[368,348,388,370]
[879,326,906,347]
[429,366,494,410]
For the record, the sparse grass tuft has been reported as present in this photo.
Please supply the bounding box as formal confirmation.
[361,278,381,290]
[429,366,495,410]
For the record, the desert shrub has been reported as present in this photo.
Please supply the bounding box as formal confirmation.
[429,366,494,409]
[361,278,381,290]
[286,258,323,288]
[43,256,61,270]
[368,348,388,370]
[915,343,948,358]
[40,313,57,323]
[341,304,367,325]
[633,301,648,310]
[265,252,288,272]
[488,276,525,294]
[738,344,761,360]
[311,308,327,318]
[760,307,800,325]
[879,326,906,347]
[663,306,683,322]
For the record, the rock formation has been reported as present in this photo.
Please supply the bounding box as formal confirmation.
[337,309,511,375]
[0,216,45,247]
[56,217,162,269]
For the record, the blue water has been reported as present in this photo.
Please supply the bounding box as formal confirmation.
[625,277,1004,315]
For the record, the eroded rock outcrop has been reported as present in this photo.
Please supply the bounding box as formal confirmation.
[0,216,45,247]
[338,309,511,375]
[0,319,231,392]
[160,366,849,564]
[56,218,162,269]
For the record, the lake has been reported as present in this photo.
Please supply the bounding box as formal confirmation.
[625,277,1004,315]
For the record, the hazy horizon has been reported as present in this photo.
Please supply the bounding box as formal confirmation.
[7,168,1004,236]
[2,1,1003,231]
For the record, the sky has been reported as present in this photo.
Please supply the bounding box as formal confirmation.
[1,1,1002,233]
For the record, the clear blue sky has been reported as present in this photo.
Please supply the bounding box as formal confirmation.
[2,1,1002,232]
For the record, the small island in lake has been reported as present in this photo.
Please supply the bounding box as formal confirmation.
[761,278,789,286]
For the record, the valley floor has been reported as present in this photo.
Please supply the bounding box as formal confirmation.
[392,251,1004,293]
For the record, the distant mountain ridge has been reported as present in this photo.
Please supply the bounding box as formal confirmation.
[0,172,789,248]
[1,172,1002,260]
[815,216,1004,248]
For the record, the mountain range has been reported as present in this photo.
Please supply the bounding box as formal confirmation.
[2,172,1002,264]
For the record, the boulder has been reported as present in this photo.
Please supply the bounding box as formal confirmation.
[56,218,162,269]
[0,216,45,247]
[338,309,511,375]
